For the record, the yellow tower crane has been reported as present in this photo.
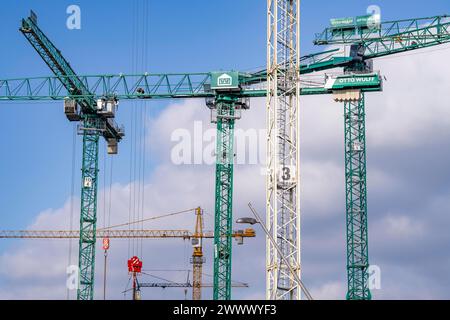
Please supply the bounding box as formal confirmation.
[0,207,256,300]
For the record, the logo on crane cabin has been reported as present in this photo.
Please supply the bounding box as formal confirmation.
[210,71,239,90]
[217,73,233,87]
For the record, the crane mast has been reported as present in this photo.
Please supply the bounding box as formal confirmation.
[266,0,301,300]
[212,95,236,300]
[192,207,205,300]
[207,74,250,300]
[343,94,370,300]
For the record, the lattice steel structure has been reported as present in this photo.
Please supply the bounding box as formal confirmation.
[12,8,445,301]
[344,94,371,300]
[266,0,301,300]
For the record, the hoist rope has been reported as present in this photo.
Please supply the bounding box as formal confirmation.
[128,0,138,259]
[123,275,132,300]
[66,123,77,300]
[99,208,196,231]
[139,0,150,259]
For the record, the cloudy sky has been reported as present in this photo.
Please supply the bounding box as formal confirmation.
[1,0,450,300]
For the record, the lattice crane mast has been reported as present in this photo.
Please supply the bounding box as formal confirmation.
[312,14,450,300]
[191,207,205,300]
[266,0,301,300]
[19,11,125,301]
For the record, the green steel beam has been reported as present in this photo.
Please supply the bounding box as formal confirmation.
[344,93,371,300]
[0,73,383,102]
[212,94,237,300]
[0,73,213,100]
[298,48,353,74]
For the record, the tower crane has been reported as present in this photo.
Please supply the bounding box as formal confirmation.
[310,14,450,300]
[1,5,411,300]
[0,207,256,300]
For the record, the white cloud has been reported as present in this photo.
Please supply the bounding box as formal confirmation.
[380,215,425,239]
[310,281,346,300]
[301,160,344,217]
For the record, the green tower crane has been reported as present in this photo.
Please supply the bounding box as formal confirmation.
[313,14,450,299]
[343,93,370,300]
[19,12,124,300]
[211,94,238,300]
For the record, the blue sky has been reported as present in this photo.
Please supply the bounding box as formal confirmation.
[1,0,450,300]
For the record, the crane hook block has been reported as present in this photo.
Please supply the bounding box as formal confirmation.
[128,256,143,273]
